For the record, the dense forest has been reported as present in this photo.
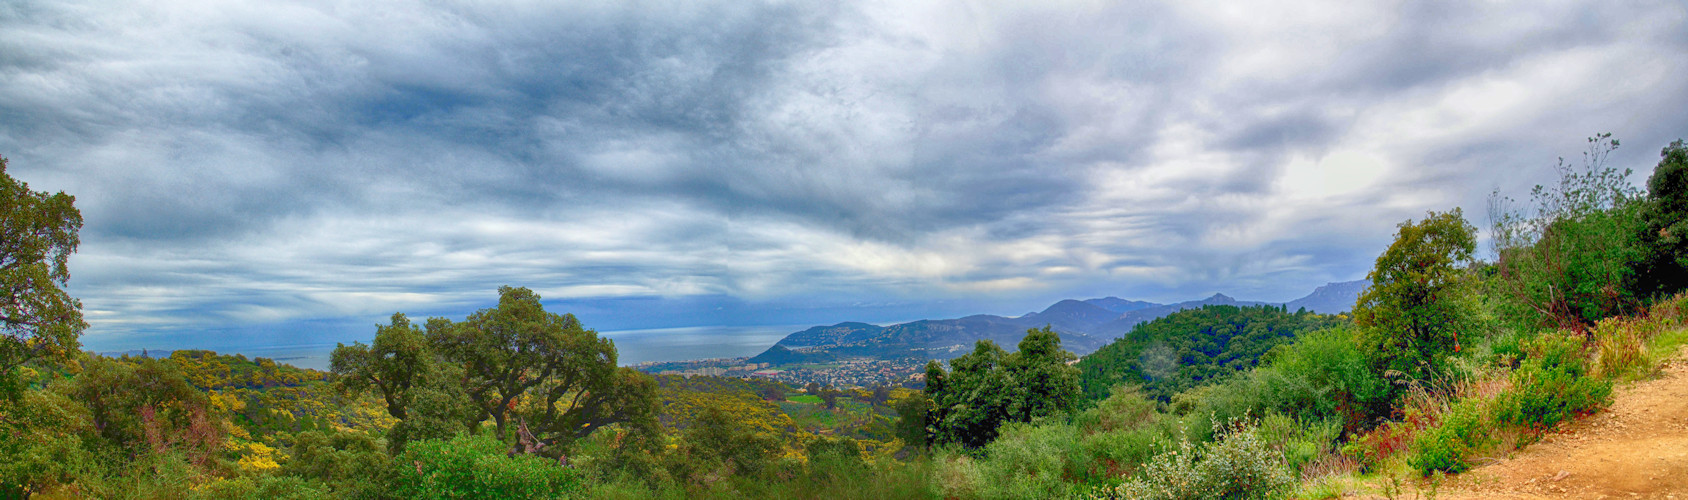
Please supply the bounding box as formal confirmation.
[1075,305,1345,402]
[5,135,1688,498]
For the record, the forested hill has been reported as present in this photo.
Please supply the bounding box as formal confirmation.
[1074,304,1345,401]
[749,280,1362,366]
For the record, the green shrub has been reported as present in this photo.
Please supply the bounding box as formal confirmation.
[1075,385,1158,433]
[1254,328,1391,430]
[1092,420,1293,500]
[974,422,1082,499]
[1490,135,1647,330]
[281,429,392,497]
[930,451,985,499]
[1077,423,1175,484]
[1493,333,1611,432]
[392,433,582,500]
[1408,397,1493,475]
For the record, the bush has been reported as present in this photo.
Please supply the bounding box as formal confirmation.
[1408,397,1493,475]
[1492,332,1611,432]
[1254,328,1391,431]
[1092,420,1293,500]
[392,433,582,500]
[1076,385,1158,433]
[280,429,392,497]
[973,422,1083,499]
[1355,209,1479,380]
[1491,135,1647,330]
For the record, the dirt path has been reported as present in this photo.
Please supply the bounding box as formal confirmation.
[1434,346,1688,499]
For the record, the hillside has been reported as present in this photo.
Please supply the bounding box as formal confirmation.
[1074,304,1344,401]
[748,280,1362,367]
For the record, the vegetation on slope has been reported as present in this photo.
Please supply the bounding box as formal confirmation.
[1075,305,1344,402]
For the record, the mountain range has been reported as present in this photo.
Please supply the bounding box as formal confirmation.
[748,279,1367,366]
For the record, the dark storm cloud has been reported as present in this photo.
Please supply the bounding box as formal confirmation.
[0,0,1684,347]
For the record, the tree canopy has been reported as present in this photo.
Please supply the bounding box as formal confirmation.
[1076,304,1342,402]
[924,326,1081,449]
[1355,208,1478,378]
[0,156,85,395]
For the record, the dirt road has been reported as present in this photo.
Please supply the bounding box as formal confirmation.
[1436,346,1688,499]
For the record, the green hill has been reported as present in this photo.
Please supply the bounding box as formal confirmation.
[1076,304,1345,401]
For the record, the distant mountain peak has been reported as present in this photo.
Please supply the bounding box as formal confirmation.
[1206,293,1234,301]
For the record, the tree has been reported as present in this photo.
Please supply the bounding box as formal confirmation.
[331,313,475,451]
[1637,139,1688,296]
[1490,134,1646,329]
[0,156,85,397]
[924,327,1082,448]
[1355,209,1478,379]
[332,313,433,421]
[1003,326,1081,420]
[892,392,933,452]
[868,385,891,406]
[428,286,657,456]
[72,357,223,462]
[819,385,840,410]
[671,403,780,481]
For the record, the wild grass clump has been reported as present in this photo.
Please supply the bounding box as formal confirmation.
[1591,316,1656,380]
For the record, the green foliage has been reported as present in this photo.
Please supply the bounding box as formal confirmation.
[71,356,224,461]
[1492,332,1611,432]
[392,433,582,500]
[1078,385,1158,433]
[1637,139,1688,296]
[1250,328,1390,430]
[1590,315,1656,380]
[1254,413,1340,476]
[1355,208,1478,379]
[893,392,933,452]
[1078,305,1342,402]
[925,327,1082,448]
[280,429,392,497]
[0,387,95,498]
[1491,134,1646,329]
[190,475,330,500]
[0,156,86,397]
[805,435,865,485]
[670,403,782,485]
[430,287,657,454]
[332,314,476,452]
[1092,420,1293,500]
[1408,397,1493,475]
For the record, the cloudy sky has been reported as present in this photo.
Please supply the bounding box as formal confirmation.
[3,0,1686,355]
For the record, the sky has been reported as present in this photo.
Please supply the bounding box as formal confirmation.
[2,0,1687,355]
